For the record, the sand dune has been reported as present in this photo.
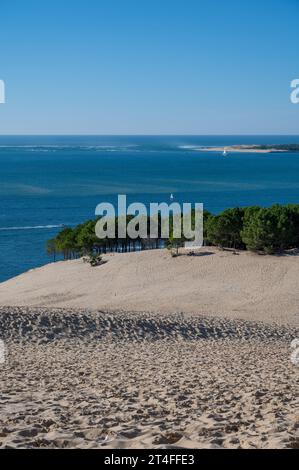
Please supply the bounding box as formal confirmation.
[0,248,298,325]
[0,249,298,449]
[0,308,298,449]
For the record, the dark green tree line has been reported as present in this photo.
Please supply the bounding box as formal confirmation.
[46,204,299,260]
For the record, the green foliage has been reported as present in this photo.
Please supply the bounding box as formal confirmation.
[241,205,299,254]
[206,208,245,249]
[167,234,184,256]
[202,210,212,241]
[46,204,299,260]
[55,228,77,259]
[46,238,57,261]
[255,144,299,152]
[83,253,104,267]
[75,220,98,255]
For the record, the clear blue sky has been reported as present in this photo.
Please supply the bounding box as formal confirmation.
[0,0,298,134]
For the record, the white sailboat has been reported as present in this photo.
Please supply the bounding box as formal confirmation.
[170,193,174,201]
[223,148,228,156]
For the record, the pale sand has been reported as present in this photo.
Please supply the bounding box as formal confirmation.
[0,249,298,449]
[0,308,298,449]
[0,248,298,325]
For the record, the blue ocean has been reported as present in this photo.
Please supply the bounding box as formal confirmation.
[0,135,299,282]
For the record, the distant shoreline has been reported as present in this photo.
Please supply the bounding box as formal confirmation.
[197,144,299,153]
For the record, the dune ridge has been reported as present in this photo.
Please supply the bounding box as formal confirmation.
[0,248,298,325]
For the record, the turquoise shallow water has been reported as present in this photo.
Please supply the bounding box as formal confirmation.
[0,135,299,282]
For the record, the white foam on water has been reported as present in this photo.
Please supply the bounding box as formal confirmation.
[0,224,65,231]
